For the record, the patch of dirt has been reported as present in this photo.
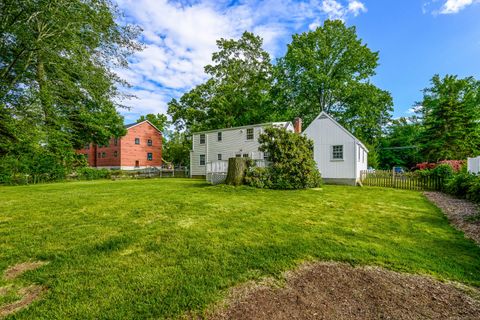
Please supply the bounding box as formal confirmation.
[0,285,46,318]
[424,191,480,245]
[209,262,480,320]
[3,261,48,281]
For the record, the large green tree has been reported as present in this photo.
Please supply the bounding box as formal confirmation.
[274,20,392,146]
[0,0,140,180]
[1,0,140,149]
[167,31,275,132]
[418,74,480,161]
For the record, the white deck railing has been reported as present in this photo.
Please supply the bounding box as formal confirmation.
[206,159,269,184]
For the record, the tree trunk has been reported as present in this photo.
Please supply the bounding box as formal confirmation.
[225,157,248,186]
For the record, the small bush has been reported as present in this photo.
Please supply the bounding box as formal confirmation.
[466,177,480,203]
[445,170,476,197]
[76,167,111,180]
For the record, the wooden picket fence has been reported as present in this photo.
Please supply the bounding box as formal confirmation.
[360,170,443,191]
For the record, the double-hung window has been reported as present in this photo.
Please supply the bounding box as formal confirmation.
[147,139,152,146]
[217,132,222,141]
[135,138,140,145]
[147,153,153,161]
[200,154,206,166]
[199,134,206,144]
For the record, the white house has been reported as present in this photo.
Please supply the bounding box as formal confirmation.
[303,111,368,185]
[190,122,295,178]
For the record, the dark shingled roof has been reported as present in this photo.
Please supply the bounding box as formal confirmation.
[124,122,137,128]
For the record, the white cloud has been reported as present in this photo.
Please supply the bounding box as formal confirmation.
[348,0,367,16]
[439,0,478,14]
[115,0,367,122]
[321,0,345,20]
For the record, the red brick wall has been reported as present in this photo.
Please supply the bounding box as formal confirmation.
[75,121,162,168]
[96,138,121,167]
[120,122,162,168]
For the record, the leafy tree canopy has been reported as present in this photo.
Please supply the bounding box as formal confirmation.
[274,20,392,146]
[0,0,141,151]
[0,0,140,178]
[378,117,422,169]
[162,131,191,167]
[417,74,480,161]
[167,31,276,133]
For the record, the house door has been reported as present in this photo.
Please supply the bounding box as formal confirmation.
[135,160,139,168]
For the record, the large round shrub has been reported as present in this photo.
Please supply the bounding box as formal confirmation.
[245,127,321,189]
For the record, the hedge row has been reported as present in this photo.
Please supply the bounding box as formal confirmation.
[419,164,480,204]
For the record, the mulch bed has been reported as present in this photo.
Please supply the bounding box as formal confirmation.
[424,192,480,245]
[209,262,480,320]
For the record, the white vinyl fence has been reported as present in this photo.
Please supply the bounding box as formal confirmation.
[468,156,480,174]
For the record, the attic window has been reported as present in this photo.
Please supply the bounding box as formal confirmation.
[135,138,140,145]
[200,134,205,144]
[147,139,152,146]
[246,128,254,140]
[217,132,222,141]
[332,145,343,160]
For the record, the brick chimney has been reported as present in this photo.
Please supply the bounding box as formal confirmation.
[294,117,302,134]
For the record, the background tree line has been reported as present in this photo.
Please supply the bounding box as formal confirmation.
[168,21,479,170]
[1,0,478,182]
[379,74,480,169]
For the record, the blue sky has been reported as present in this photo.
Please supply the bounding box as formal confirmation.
[116,0,480,123]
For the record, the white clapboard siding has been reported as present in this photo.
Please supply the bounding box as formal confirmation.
[190,122,293,177]
[468,156,480,174]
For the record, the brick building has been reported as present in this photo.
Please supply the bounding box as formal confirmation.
[77,120,162,170]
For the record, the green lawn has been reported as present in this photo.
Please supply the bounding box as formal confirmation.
[1,179,479,318]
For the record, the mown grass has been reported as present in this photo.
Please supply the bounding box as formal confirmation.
[1,179,479,319]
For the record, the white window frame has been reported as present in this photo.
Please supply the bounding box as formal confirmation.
[217,132,222,142]
[199,154,206,166]
[199,134,206,145]
[331,145,344,161]
[217,154,222,161]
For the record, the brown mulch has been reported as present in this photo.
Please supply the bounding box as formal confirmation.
[209,262,480,320]
[424,191,480,245]
[0,285,46,318]
[3,261,47,281]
